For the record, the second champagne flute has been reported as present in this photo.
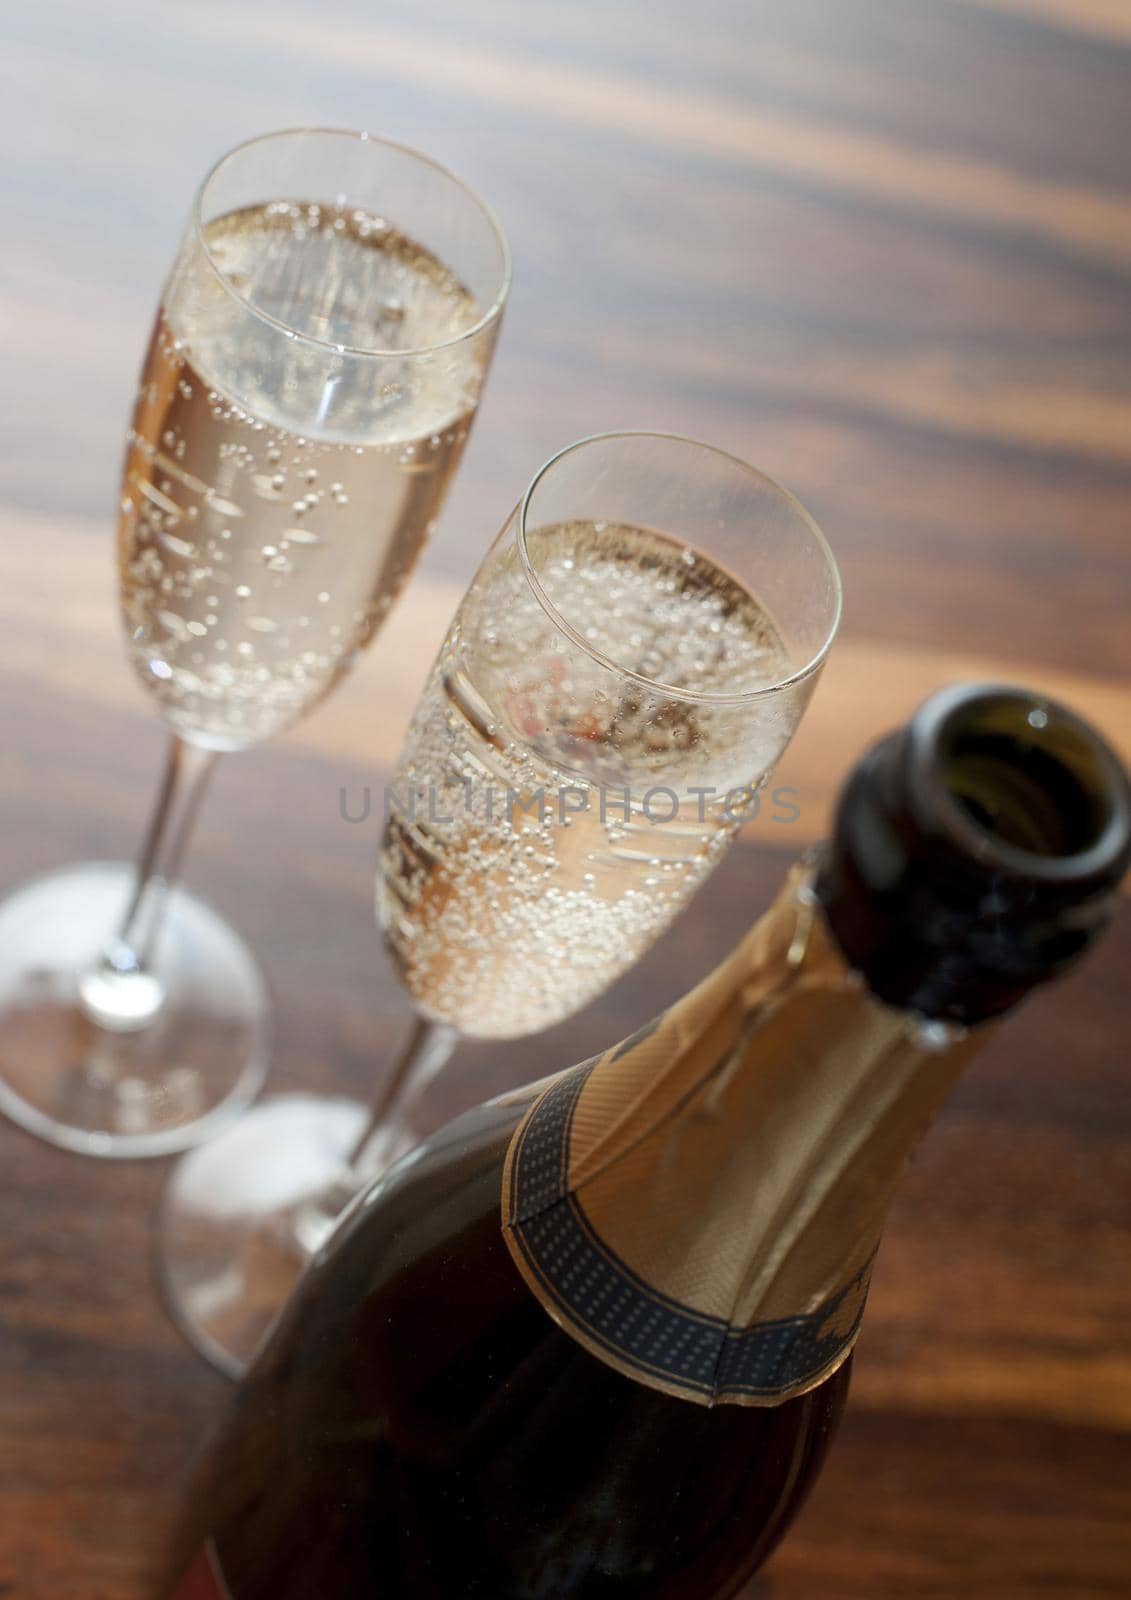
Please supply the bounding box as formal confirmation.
[162,432,841,1375]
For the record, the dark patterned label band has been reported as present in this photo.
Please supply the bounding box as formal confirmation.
[503,1058,870,1408]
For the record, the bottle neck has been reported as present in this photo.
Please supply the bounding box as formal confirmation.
[503,860,985,1408]
[814,689,1131,1022]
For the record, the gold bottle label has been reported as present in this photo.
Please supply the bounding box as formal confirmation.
[502,863,982,1408]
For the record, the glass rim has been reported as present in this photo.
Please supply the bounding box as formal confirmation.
[191,126,512,360]
[516,431,843,706]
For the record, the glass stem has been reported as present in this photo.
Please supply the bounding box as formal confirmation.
[79,735,219,1031]
[349,1015,459,1177]
[286,1017,459,1262]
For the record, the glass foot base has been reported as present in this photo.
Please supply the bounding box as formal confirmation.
[160,1093,371,1378]
[0,862,269,1158]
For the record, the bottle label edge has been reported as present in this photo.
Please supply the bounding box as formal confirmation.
[171,1541,232,1600]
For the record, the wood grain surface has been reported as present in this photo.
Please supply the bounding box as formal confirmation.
[2,1,1130,1596]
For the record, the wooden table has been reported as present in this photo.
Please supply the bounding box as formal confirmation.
[3,1,1130,1595]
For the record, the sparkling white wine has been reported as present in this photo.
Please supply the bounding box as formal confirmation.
[379,519,793,1038]
[119,202,487,749]
[168,685,1131,1600]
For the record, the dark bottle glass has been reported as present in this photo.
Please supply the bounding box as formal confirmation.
[168,684,1130,1600]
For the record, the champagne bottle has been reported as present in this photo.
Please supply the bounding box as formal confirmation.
[168,684,1130,1600]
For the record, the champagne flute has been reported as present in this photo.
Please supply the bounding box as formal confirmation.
[162,432,842,1375]
[0,129,510,1157]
